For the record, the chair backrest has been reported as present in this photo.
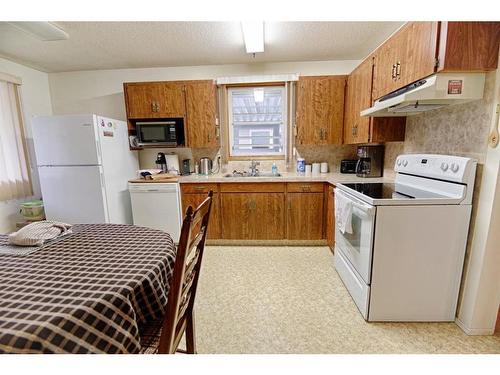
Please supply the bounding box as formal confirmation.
[158,191,213,353]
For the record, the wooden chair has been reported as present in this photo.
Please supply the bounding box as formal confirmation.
[139,191,213,354]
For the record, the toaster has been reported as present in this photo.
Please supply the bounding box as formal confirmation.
[340,159,358,174]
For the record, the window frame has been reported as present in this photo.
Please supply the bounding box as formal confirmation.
[224,82,287,161]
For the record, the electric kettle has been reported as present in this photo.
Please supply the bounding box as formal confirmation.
[199,157,213,175]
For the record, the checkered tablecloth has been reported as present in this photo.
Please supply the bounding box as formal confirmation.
[0,224,176,353]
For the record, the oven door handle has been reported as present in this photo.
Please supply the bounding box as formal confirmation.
[334,188,376,217]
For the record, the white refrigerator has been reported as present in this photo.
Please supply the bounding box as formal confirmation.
[32,114,139,224]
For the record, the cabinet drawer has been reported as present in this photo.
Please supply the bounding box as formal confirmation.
[220,182,285,193]
[180,183,219,194]
[287,182,324,193]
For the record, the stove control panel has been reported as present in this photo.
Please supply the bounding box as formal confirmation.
[394,154,476,185]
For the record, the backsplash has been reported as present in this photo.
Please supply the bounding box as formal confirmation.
[384,70,496,177]
[139,144,358,175]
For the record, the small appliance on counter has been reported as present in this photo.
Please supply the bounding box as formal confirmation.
[341,160,357,174]
[181,159,191,175]
[155,152,167,172]
[199,157,213,175]
[356,145,384,178]
[155,152,180,175]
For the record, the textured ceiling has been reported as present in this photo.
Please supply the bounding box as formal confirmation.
[0,22,404,73]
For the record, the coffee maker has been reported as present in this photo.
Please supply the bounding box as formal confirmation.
[356,145,384,178]
[155,152,167,173]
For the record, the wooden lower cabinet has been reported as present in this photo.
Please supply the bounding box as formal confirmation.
[287,192,324,240]
[221,192,285,240]
[181,192,221,239]
[325,184,335,250]
[181,182,335,242]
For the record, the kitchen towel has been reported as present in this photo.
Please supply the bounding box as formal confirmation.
[334,191,353,234]
[8,221,73,247]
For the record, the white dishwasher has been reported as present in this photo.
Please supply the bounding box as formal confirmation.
[128,182,182,241]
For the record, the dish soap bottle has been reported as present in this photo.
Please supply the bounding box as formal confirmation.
[272,162,278,176]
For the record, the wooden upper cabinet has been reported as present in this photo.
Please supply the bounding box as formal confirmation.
[372,21,500,101]
[437,22,500,72]
[372,30,400,101]
[296,75,346,145]
[185,80,218,148]
[124,82,186,119]
[344,58,373,144]
[153,83,186,118]
[344,56,406,145]
[373,22,439,100]
[398,22,439,89]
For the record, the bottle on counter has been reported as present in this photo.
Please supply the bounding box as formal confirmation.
[272,162,278,176]
[297,158,305,174]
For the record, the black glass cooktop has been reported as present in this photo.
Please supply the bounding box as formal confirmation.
[342,183,448,200]
[343,183,412,200]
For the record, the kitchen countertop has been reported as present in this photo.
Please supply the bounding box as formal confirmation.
[175,171,391,185]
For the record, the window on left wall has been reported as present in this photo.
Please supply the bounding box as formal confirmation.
[0,79,32,201]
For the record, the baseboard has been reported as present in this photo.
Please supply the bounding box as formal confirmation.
[455,317,495,336]
[206,239,328,246]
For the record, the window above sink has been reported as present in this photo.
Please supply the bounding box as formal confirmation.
[227,85,287,159]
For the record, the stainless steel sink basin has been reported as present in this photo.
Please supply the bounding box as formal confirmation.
[223,172,282,178]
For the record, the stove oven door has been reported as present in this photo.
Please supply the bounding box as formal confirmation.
[334,189,376,284]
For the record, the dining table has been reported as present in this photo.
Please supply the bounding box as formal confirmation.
[0,223,177,353]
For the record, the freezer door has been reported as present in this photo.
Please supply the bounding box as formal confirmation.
[32,114,101,166]
[38,165,108,224]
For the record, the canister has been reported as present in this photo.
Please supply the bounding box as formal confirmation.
[297,158,305,173]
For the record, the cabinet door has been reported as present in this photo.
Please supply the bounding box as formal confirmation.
[153,82,186,118]
[398,22,439,88]
[326,185,335,250]
[181,192,221,239]
[185,81,218,148]
[221,193,285,239]
[373,22,438,100]
[125,82,186,119]
[372,36,399,101]
[125,83,155,119]
[287,192,324,240]
[344,58,372,144]
[296,76,346,145]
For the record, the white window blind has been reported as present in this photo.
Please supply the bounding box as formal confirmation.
[0,80,32,201]
[228,86,286,157]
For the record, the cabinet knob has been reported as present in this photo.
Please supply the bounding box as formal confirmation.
[391,64,397,80]
[396,61,401,79]
[248,200,257,210]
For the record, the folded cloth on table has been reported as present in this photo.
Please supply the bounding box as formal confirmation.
[334,191,353,234]
[8,221,73,247]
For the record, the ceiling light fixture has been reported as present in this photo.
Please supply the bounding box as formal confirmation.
[241,21,264,54]
[8,22,69,41]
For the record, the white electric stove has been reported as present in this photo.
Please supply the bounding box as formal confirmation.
[334,154,477,322]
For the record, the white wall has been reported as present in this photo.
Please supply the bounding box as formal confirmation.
[456,55,500,335]
[0,57,52,233]
[48,60,359,121]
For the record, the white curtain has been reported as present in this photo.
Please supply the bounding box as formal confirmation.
[0,80,32,201]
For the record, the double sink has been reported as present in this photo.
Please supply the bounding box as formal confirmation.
[223,171,282,178]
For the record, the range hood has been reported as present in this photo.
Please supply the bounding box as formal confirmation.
[361,73,486,117]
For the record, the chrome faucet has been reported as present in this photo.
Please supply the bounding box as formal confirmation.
[249,160,260,176]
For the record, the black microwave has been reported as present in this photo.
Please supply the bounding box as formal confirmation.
[135,119,185,147]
